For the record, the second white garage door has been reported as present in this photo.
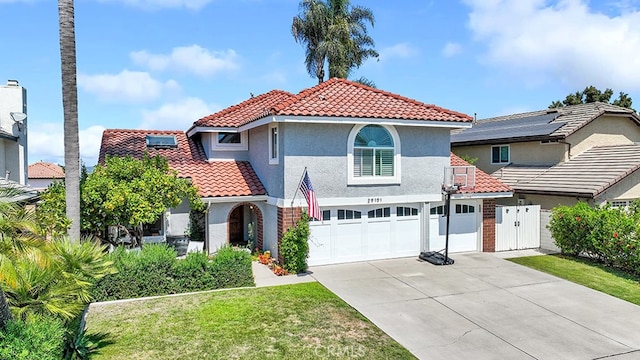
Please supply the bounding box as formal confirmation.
[428,200,480,253]
[308,204,422,266]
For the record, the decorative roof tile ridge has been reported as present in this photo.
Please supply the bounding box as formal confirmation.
[195,90,295,126]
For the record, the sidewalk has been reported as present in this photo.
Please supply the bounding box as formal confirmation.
[252,261,316,287]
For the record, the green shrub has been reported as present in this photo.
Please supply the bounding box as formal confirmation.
[280,212,310,274]
[548,202,640,275]
[209,246,254,288]
[0,314,65,360]
[92,245,254,302]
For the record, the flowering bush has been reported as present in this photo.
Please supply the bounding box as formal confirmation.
[549,201,640,274]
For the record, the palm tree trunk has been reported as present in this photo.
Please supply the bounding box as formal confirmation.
[58,0,81,242]
[0,289,12,329]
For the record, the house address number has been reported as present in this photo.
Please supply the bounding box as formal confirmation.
[367,197,383,204]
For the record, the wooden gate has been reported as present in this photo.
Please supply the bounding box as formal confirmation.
[495,205,540,251]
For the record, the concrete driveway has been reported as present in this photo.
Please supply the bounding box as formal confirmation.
[309,253,640,360]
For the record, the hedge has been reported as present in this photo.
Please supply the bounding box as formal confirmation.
[91,245,254,302]
[549,201,640,275]
[0,314,66,360]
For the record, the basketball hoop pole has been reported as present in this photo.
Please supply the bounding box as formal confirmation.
[443,186,455,264]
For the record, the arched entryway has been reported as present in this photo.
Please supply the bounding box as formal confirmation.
[227,203,263,249]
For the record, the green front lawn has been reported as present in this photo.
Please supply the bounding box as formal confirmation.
[85,282,415,359]
[508,254,640,305]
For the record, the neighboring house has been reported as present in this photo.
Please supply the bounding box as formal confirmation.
[28,161,65,191]
[0,80,28,185]
[451,102,640,209]
[100,78,512,265]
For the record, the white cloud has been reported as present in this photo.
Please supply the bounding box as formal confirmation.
[378,43,418,61]
[131,45,239,76]
[97,0,213,10]
[78,70,179,103]
[442,42,463,57]
[29,123,106,166]
[139,97,221,130]
[465,0,640,90]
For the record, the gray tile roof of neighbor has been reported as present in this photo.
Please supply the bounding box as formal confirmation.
[491,144,640,197]
[452,102,640,146]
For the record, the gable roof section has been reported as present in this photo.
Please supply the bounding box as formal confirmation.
[28,161,65,179]
[99,129,266,198]
[272,78,473,122]
[194,90,295,128]
[192,78,472,129]
[452,102,640,146]
[450,153,512,195]
[491,144,640,198]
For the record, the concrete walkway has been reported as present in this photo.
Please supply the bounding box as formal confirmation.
[309,253,640,360]
[252,261,316,287]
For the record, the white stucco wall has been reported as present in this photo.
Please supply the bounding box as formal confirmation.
[0,81,27,184]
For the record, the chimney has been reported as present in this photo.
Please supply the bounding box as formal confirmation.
[6,80,19,86]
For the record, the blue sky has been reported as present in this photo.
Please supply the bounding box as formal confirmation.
[2,0,640,165]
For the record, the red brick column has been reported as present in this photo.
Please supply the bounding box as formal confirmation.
[482,199,496,252]
[276,206,303,264]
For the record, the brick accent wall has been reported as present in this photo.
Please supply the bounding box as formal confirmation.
[482,199,496,252]
[276,206,303,264]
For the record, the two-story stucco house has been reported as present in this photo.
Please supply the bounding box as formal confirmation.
[0,80,28,186]
[451,102,640,209]
[100,78,512,265]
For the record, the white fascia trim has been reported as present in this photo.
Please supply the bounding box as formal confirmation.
[202,195,268,204]
[268,194,443,207]
[451,192,514,200]
[238,116,276,132]
[270,115,472,129]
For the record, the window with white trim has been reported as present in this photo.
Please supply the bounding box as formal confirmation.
[269,124,279,165]
[311,210,331,222]
[347,125,401,185]
[430,205,447,216]
[491,145,509,164]
[212,131,248,151]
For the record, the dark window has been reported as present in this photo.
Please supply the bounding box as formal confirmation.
[368,207,391,218]
[455,204,475,214]
[430,205,447,216]
[491,145,509,164]
[218,132,242,144]
[397,207,419,217]
[337,209,361,220]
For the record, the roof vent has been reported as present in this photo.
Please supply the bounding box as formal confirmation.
[546,108,560,114]
[6,80,18,86]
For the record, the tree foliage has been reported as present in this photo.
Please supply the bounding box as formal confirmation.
[36,181,71,240]
[292,0,378,84]
[549,85,634,110]
[280,212,310,274]
[81,155,204,246]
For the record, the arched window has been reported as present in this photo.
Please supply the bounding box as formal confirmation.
[348,125,400,184]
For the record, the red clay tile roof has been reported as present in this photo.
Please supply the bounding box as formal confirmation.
[194,90,295,128]
[194,78,472,128]
[450,153,512,194]
[28,161,65,179]
[99,129,266,198]
[273,78,473,122]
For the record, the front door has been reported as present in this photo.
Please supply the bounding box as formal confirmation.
[229,206,243,245]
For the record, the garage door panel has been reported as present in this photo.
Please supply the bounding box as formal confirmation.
[429,200,479,253]
[366,220,392,260]
[335,222,363,261]
[308,223,331,266]
[395,218,421,254]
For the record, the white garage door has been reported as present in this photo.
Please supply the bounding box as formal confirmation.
[308,204,421,266]
[428,200,480,253]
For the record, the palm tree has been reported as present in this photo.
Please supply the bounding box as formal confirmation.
[0,187,49,328]
[292,0,378,84]
[58,0,81,242]
[292,0,329,84]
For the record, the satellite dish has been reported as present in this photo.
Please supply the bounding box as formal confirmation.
[10,112,26,123]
